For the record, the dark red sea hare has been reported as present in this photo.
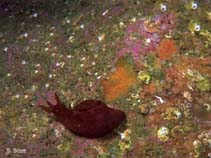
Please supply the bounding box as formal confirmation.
[37,91,126,138]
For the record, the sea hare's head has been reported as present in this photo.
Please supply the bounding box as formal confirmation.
[36,91,66,115]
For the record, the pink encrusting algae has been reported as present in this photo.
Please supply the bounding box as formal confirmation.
[116,13,177,61]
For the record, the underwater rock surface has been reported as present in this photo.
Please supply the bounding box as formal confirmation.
[1,0,211,157]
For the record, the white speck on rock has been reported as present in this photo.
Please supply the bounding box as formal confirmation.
[4,47,8,52]
[155,95,164,104]
[102,9,108,16]
[32,13,38,18]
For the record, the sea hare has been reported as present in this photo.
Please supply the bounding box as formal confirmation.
[36,91,126,138]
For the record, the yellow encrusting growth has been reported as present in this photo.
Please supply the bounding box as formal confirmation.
[101,58,137,102]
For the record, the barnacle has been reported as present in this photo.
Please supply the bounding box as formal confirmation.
[162,107,182,120]
[188,17,211,41]
[137,71,151,84]
[188,20,201,34]
[193,131,211,157]
[160,3,167,12]
[186,69,211,91]
[157,127,169,142]
[171,125,190,137]
[119,139,132,152]
[182,105,193,119]
[196,78,211,92]
[186,69,204,81]
[203,103,211,112]
[185,1,198,10]
[193,140,202,157]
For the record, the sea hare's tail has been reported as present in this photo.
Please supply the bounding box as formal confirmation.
[36,91,66,113]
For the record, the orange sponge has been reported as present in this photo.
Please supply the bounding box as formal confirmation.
[101,58,137,102]
[157,39,178,60]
